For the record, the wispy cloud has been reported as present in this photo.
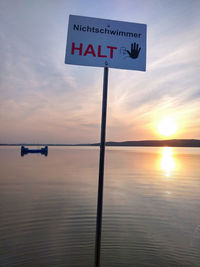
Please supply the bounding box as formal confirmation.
[0,0,199,143]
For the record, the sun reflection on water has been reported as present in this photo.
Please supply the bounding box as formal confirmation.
[160,147,176,177]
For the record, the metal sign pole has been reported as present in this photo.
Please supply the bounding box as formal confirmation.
[95,67,109,267]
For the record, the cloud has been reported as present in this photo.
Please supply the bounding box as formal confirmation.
[0,0,200,143]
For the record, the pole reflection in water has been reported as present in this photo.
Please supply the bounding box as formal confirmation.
[160,147,175,177]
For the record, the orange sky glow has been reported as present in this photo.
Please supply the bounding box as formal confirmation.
[0,0,200,144]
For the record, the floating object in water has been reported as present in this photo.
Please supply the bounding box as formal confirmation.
[21,146,48,157]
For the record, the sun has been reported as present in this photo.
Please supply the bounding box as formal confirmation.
[157,117,177,137]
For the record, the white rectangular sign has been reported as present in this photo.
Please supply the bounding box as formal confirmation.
[65,15,146,71]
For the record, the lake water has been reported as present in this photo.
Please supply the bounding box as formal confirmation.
[0,146,200,267]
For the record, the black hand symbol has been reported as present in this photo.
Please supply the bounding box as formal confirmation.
[126,43,141,59]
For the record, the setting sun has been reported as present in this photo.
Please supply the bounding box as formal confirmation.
[157,117,177,137]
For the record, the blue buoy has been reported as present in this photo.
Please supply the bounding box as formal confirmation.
[21,146,48,156]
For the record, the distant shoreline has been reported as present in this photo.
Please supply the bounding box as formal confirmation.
[1,139,200,147]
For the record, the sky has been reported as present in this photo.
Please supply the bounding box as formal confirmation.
[0,0,200,144]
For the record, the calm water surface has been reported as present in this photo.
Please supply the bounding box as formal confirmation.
[0,146,200,266]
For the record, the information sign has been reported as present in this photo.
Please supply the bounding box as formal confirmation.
[65,15,147,71]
